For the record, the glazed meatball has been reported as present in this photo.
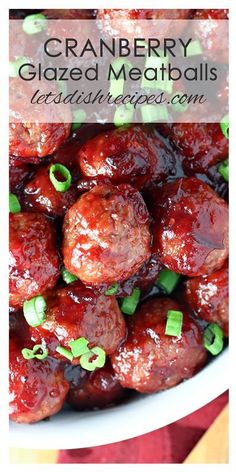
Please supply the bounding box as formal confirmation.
[22,165,78,217]
[9,79,71,160]
[97,9,192,39]
[193,9,228,63]
[152,178,228,276]
[9,337,69,424]
[62,184,151,285]
[65,360,126,410]
[77,125,176,190]
[9,213,60,309]
[111,298,207,393]
[30,282,126,358]
[184,265,228,336]
[159,123,228,175]
[9,162,32,192]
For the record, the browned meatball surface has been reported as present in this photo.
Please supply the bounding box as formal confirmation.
[111,298,207,393]
[184,265,228,336]
[62,184,151,285]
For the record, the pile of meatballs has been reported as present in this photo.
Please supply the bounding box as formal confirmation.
[9,8,228,424]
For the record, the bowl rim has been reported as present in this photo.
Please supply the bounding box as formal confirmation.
[9,348,228,450]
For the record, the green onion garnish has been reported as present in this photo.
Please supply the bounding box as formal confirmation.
[9,57,28,78]
[71,109,86,131]
[80,346,106,371]
[185,40,203,57]
[156,269,181,294]
[69,337,90,357]
[141,104,168,123]
[114,105,134,127]
[23,296,47,327]
[9,193,21,214]
[56,345,74,361]
[21,344,48,361]
[105,283,119,296]
[220,115,229,139]
[165,310,183,337]
[109,78,124,98]
[141,73,173,94]
[61,266,77,284]
[49,163,72,192]
[111,57,132,74]
[22,13,48,35]
[218,159,229,182]
[203,323,224,356]
[120,288,141,315]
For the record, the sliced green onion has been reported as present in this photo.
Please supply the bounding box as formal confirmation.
[56,346,74,361]
[220,114,229,139]
[120,288,141,315]
[105,283,119,296]
[9,56,28,78]
[185,40,203,57]
[141,104,168,123]
[49,163,72,192]
[21,344,48,361]
[71,109,87,131]
[80,346,106,371]
[203,323,224,356]
[111,57,132,74]
[145,52,169,70]
[57,80,67,96]
[165,310,183,337]
[109,78,124,98]
[61,266,77,284]
[9,193,21,214]
[23,296,47,327]
[22,13,48,35]
[114,105,134,127]
[170,92,189,114]
[69,337,90,358]
[141,74,173,93]
[218,159,229,182]
[156,269,181,294]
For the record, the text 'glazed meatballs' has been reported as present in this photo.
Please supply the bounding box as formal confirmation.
[65,360,126,410]
[184,264,229,336]
[77,125,176,189]
[62,184,151,285]
[30,282,126,358]
[152,178,228,276]
[9,213,60,309]
[111,298,207,393]
[9,337,69,424]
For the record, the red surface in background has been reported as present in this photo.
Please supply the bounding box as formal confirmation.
[58,390,228,464]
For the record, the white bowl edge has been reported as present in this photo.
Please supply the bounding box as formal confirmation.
[9,348,228,450]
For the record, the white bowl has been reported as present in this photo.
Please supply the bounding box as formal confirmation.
[9,348,228,450]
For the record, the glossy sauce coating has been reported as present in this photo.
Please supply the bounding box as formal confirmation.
[63,183,151,284]
[65,360,126,410]
[77,125,176,190]
[184,264,228,336]
[158,123,228,175]
[30,282,126,358]
[152,177,228,276]
[9,213,60,309]
[111,298,207,393]
[9,337,69,424]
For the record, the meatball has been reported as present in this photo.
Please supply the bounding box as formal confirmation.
[9,337,69,424]
[193,9,228,63]
[30,282,126,359]
[152,178,228,276]
[97,9,192,39]
[9,162,32,192]
[22,165,78,217]
[9,213,60,309]
[77,125,175,190]
[65,360,126,410]
[111,298,207,393]
[184,265,228,336]
[62,184,151,285]
[43,9,96,19]
[159,123,228,175]
[9,79,71,160]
